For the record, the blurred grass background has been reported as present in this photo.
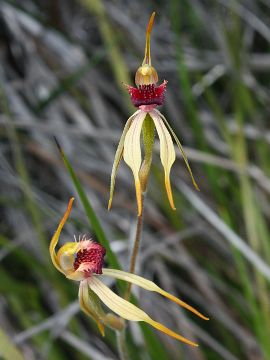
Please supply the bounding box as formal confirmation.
[1,0,270,359]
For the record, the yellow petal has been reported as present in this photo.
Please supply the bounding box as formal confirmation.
[79,280,105,336]
[123,111,147,215]
[103,269,209,321]
[108,111,140,210]
[49,198,74,274]
[88,277,198,346]
[155,109,200,191]
[149,111,176,210]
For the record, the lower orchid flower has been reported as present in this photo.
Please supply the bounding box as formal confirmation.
[108,12,199,216]
[50,198,209,346]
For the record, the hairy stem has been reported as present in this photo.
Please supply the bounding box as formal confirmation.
[116,329,129,360]
[125,193,145,300]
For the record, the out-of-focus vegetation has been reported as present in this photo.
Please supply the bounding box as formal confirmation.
[1,0,270,359]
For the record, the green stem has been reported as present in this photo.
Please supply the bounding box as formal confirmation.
[120,193,145,358]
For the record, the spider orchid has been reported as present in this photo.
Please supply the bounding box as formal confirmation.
[50,198,208,346]
[108,12,199,216]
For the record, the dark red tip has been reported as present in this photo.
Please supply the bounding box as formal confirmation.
[125,80,167,107]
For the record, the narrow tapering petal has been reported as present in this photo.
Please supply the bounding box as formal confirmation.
[147,319,198,347]
[79,280,105,336]
[108,111,140,210]
[155,109,200,191]
[103,269,209,321]
[88,277,147,321]
[123,111,147,215]
[149,110,176,210]
[88,277,198,346]
[49,198,74,274]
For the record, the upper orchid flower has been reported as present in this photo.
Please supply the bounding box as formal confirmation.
[50,198,208,346]
[108,12,199,216]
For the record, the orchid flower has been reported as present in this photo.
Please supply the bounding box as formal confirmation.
[50,198,208,346]
[108,12,199,216]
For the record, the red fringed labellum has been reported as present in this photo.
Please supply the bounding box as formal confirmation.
[74,242,106,276]
[125,80,167,107]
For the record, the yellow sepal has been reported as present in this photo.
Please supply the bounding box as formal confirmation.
[49,198,74,274]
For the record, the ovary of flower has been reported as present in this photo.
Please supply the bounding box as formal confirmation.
[108,12,199,215]
[50,198,209,346]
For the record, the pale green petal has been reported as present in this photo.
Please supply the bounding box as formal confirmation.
[49,198,74,274]
[149,110,176,210]
[154,109,199,191]
[88,277,198,346]
[103,269,209,320]
[123,111,147,215]
[108,110,140,210]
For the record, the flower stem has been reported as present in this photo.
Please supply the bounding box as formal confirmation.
[124,115,152,300]
[116,329,129,360]
[125,193,145,300]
